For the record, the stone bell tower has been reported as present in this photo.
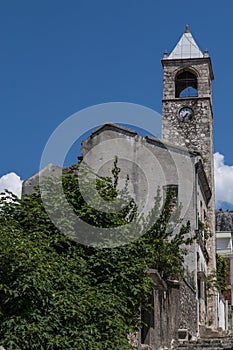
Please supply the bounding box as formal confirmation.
[161,26,217,327]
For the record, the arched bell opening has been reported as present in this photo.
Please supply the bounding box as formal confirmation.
[175,70,198,98]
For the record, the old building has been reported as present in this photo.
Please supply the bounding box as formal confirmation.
[78,26,218,348]
[23,26,221,349]
[161,25,217,331]
[81,121,213,347]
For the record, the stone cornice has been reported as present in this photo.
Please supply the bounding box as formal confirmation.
[161,57,214,80]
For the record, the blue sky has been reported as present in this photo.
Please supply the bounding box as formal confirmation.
[0,1,233,208]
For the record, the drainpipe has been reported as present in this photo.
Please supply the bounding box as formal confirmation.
[195,167,199,231]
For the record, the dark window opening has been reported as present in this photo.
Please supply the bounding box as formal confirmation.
[163,184,178,209]
[200,200,203,220]
[197,279,201,299]
[175,71,198,98]
[204,209,206,220]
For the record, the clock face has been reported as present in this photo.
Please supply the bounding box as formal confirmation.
[179,107,194,121]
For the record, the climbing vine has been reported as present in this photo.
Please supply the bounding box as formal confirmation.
[216,254,228,292]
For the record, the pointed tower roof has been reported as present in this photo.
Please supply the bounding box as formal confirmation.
[168,25,204,59]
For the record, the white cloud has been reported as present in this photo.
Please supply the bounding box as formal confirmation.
[0,172,23,198]
[214,152,233,207]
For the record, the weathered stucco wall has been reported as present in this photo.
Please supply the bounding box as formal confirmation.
[82,124,198,278]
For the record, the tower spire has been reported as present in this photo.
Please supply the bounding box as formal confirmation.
[166,26,203,59]
[184,24,190,33]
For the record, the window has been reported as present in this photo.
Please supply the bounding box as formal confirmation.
[197,279,201,299]
[200,200,203,220]
[163,184,178,209]
[204,209,206,220]
[175,70,198,98]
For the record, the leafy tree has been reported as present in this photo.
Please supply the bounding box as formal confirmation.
[0,161,191,349]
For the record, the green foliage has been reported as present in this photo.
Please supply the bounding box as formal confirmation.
[216,254,228,291]
[0,162,191,349]
[207,254,228,295]
[198,218,211,242]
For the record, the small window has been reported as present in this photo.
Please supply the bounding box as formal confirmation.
[197,279,201,299]
[200,201,203,220]
[163,184,178,209]
[175,70,198,98]
[204,210,206,220]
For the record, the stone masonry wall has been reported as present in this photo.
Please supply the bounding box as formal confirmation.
[162,56,217,327]
[179,280,198,336]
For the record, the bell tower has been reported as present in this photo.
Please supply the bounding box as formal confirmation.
[161,26,217,327]
[162,25,214,180]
